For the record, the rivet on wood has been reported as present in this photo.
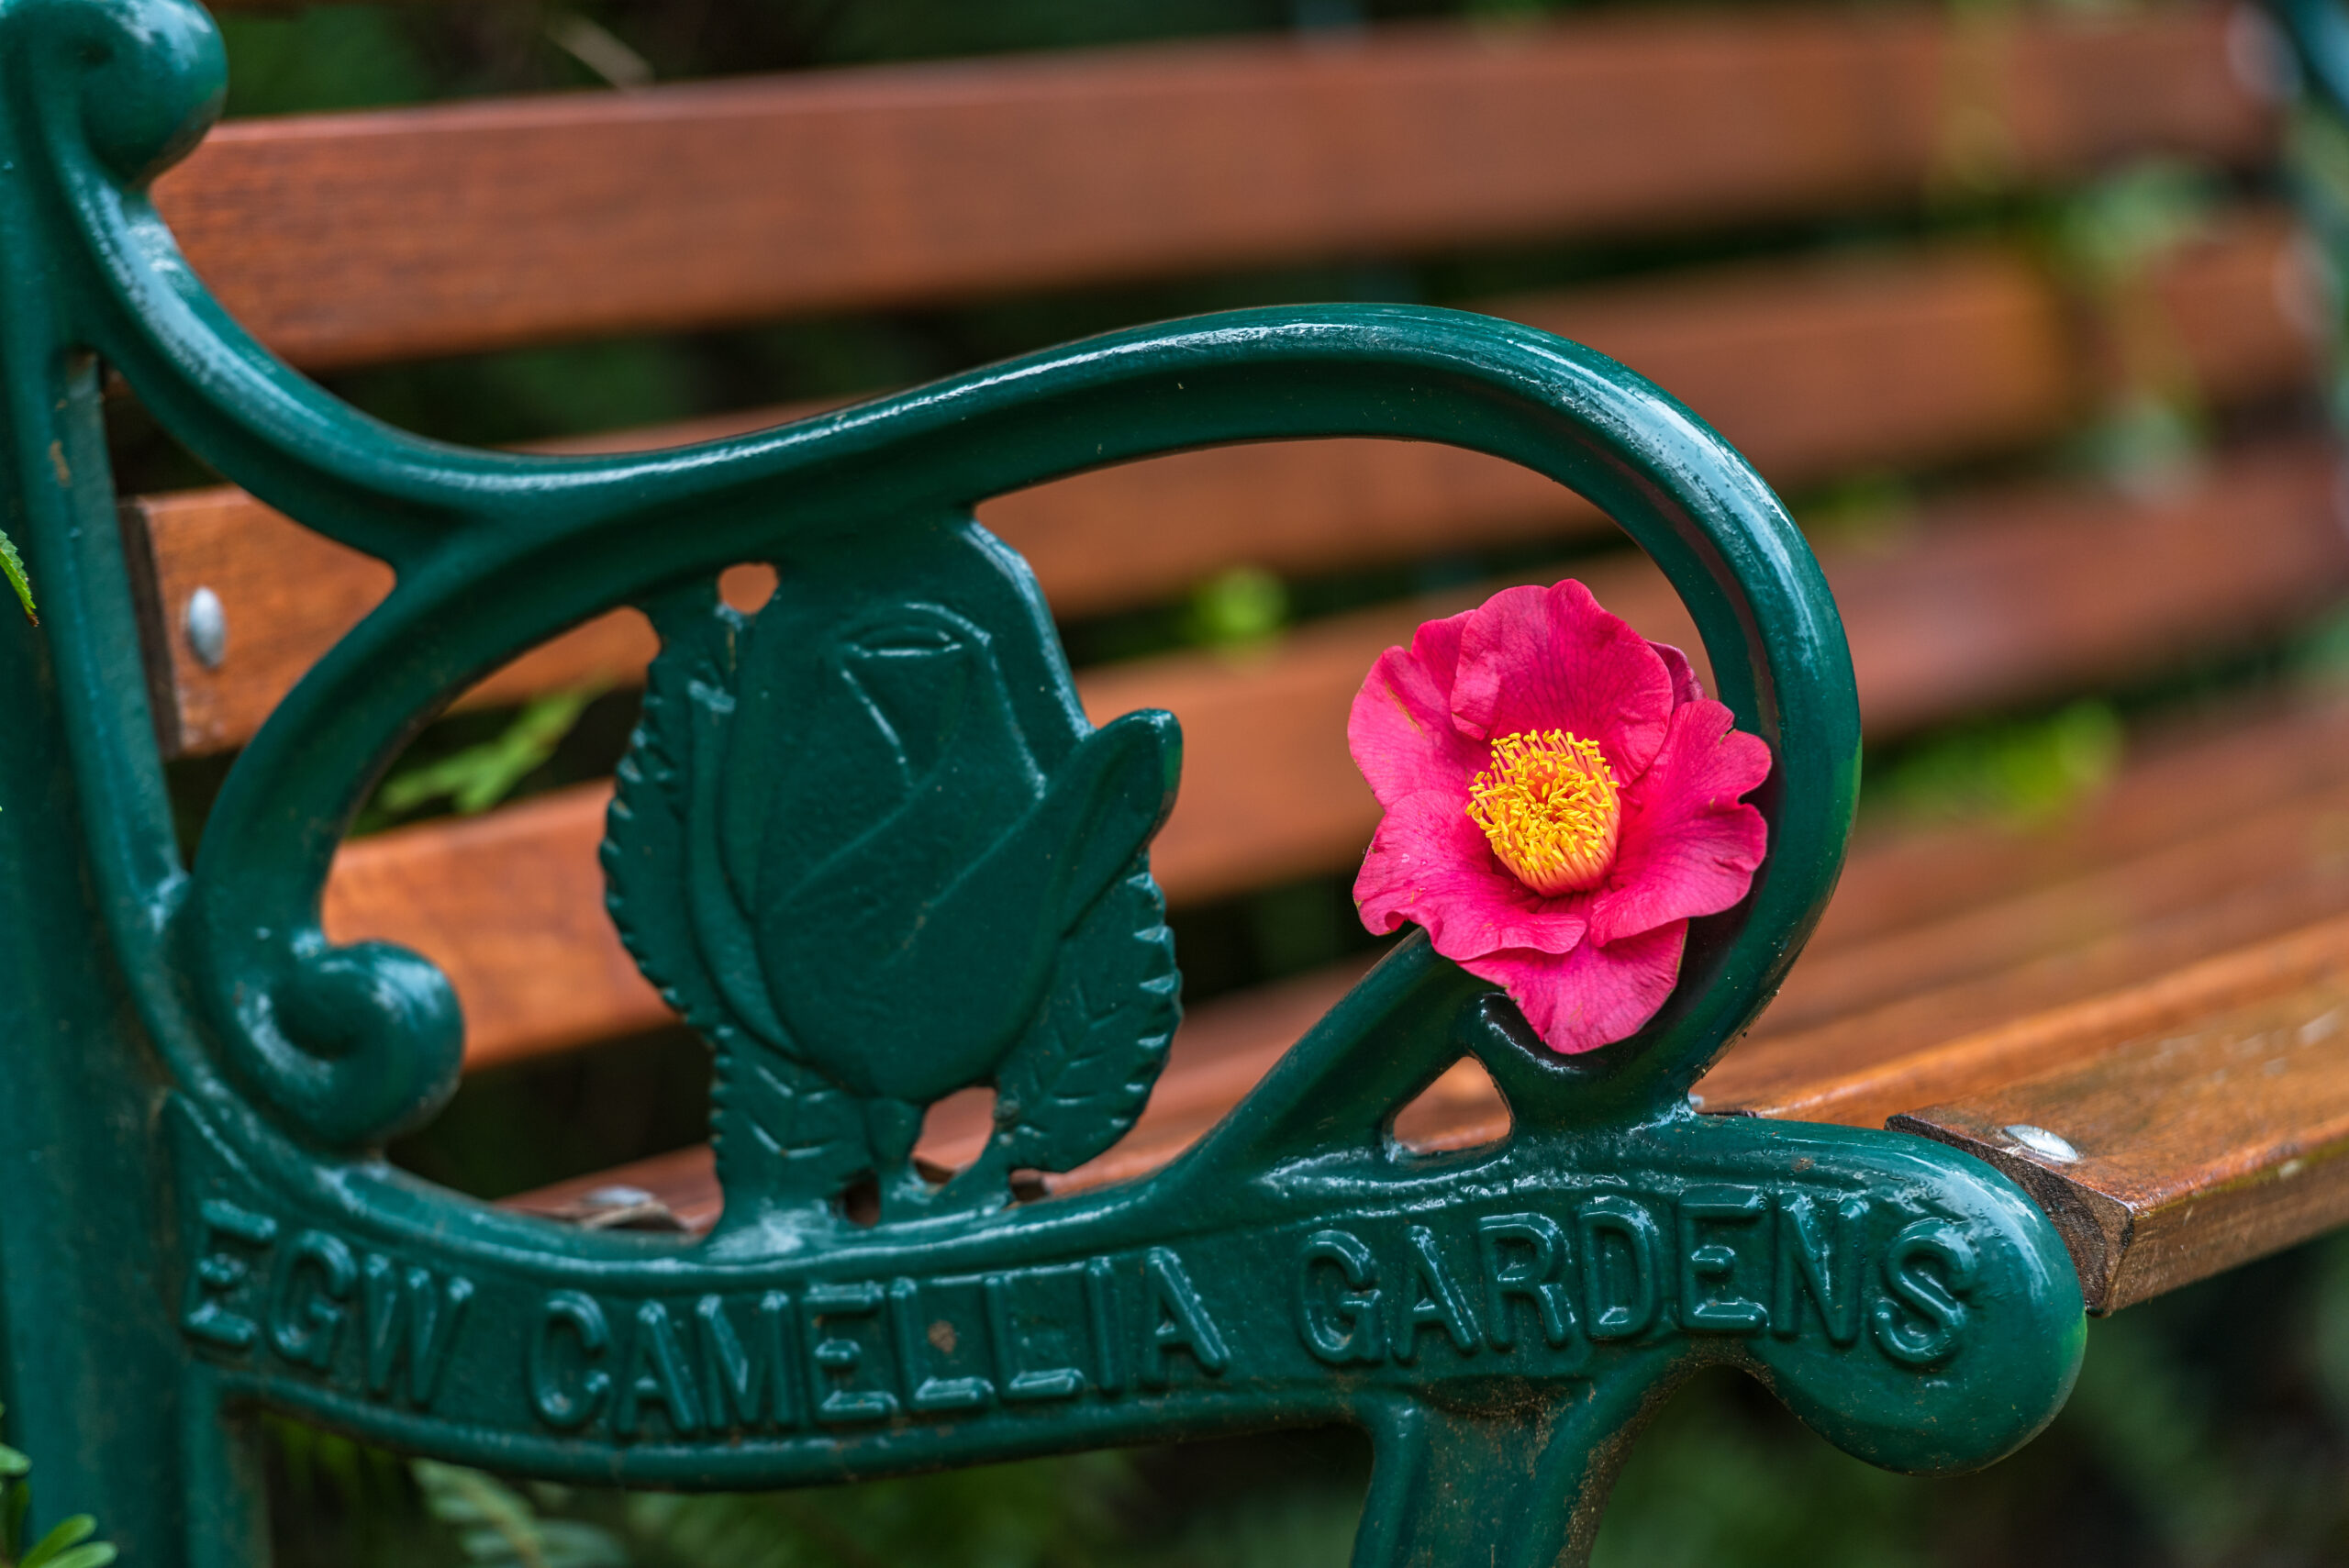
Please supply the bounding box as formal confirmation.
[2003,1124,2079,1163]
[184,584,227,670]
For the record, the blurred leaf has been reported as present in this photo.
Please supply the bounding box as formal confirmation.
[2063,1314,2252,1566]
[332,339,705,451]
[16,1517,108,1568]
[1183,566,1289,651]
[625,1452,1128,1568]
[546,14,655,88]
[2294,603,2349,689]
[217,9,433,117]
[1127,1487,1359,1568]
[0,529,30,624]
[1795,470,1918,554]
[2053,161,2218,285]
[1593,1371,1931,1568]
[4,1476,26,1560]
[1869,700,2123,828]
[2050,161,2220,492]
[2080,389,2203,500]
[377,689,598,819]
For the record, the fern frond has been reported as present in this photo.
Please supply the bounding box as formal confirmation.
[0,1407,114,1568]
[412,1462,626,1568]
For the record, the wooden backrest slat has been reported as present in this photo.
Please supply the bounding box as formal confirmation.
[322,439,2349,1069]
[129,213,2313,757]
[154,7,2272,367]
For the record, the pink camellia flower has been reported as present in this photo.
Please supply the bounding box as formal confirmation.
[1348,579,1772,1052]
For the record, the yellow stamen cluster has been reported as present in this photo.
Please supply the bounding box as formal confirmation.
[1465,729,1621,896]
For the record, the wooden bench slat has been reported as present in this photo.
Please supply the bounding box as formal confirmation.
[1049,709,2349,1188]
[507,911,2349,1233]
[322,785,670,1061]
[155,7,2273,368]
[325,446,2349,1070]
[505,751,2349,1314]
[1813,699,2349,946]
[1753,782,2349,1043]
[1890,942,2349,1311]
[501,695,2344,1188]
[130,214,2316,757]
[1709,796,2349,1124]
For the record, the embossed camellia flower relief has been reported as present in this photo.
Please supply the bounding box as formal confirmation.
[1347,579,1772,1052]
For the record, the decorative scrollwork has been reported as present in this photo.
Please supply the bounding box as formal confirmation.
[0,0,223,192]
[239,942,465,1148]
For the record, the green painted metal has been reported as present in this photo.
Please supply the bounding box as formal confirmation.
[2275,0,2348,119]
[0,0,2084,1562]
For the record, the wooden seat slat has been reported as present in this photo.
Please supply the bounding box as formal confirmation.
[322,785,669,1062]
[1710,798,2349,1121]
[154,7,2273,368]
[1811,699,2349,944]
[505,712,2349,1311]
[1720,914,2349,1139]
[1892,941,2349,1311]
[1054,707,2349,1180]
[325,445,2349,1069]
[129,213,2315,757]
[1753,781,2349,1042]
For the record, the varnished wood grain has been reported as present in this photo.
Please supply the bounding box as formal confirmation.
[323,786,675,1060]
[1708,828,2349,1126]
[1747,785,2349,1046]
[1811,699,2349,948]
[128,216,2319,757]
[157,8,2273,367]
[1890,942,2349,1312]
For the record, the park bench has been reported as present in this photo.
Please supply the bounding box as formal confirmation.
[3,0,2348,1560]
[150,0,2349,1306]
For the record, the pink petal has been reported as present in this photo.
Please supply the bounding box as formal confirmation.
[1588,699,1771,946]
[1348,610,1486,810]
[1354,791,1588,961]
[1653,641,1706,707]
[1451,580,1673,782]
[1462,921,1689,1053]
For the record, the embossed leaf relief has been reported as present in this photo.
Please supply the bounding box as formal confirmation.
[605,523,1181,1228]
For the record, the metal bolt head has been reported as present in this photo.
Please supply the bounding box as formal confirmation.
[581,1184,654,1208]
[2003,1123,2079,1163]
[183,585,227,670]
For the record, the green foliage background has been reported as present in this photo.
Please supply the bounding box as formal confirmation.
[101,0,2349,1562]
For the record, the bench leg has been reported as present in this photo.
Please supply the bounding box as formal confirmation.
[1353,1361,1673,1568]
